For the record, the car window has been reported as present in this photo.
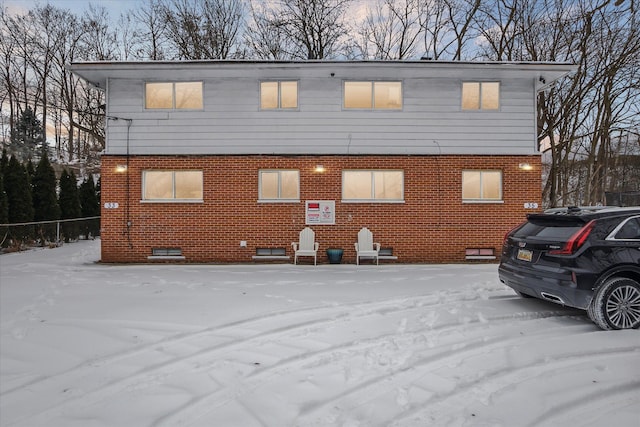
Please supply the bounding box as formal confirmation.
[513,221,582,240]
[614,217,640,240]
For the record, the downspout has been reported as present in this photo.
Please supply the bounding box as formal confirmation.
[125,119,132,249]
[104,78,134,250]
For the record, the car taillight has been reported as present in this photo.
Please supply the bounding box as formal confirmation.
[503,222,526,244]
[548,220,596,255]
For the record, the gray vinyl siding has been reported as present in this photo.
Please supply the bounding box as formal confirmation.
[103,66,539,156]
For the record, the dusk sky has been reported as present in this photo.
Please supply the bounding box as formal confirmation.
[2,0,370,25]
[3,0,143,17]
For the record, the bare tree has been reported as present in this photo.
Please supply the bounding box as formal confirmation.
[351,0,422,59]
[0,7,19,148]
[494,0,640,207]
[1,10,25,143]
[48,10,87,161]
[129,0,170,60]
[244,0,295,59]
[43,6,111,162]
[255,0,353,60]
[116,13,137,61]
[420,0,481,60]
[0,7,51,160]
[162,0,244,60]
[81,5,120,61]
[418,0,448,60]
[26,5,66,142]
[607,131,640,201]
[474,0,523,61]
[578,2,640,204]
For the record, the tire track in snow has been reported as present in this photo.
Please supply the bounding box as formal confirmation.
[150,310,587,426]
[2,289,566,426]
[2,286,511,396]
[3,292,592,422]
[385,348,639,427]
[0,291,471,424]
[1,292,438,395]
[529,380,640,427]
[291,321,617,426]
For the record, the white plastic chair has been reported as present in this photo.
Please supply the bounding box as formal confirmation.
[354,227,381,265]
[292,227,319,265]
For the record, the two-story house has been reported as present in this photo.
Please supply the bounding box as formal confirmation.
[69,60,574,263]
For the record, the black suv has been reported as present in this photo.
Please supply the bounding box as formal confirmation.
[499,206,640,330]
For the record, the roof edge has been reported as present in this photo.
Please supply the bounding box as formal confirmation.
[70,59,575,67]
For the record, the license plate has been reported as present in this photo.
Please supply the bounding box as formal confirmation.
[517,249,533,262]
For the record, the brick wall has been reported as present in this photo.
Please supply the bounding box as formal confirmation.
[100,154,542,263]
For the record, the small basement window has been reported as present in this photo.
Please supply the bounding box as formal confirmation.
[378,247,398,260]
[253,247,290,261]
[149,247,185,260]
[465,248,496,260]
[152,247,182,256]
[256,248,286,256]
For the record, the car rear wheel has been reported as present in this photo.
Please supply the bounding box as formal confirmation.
[589,277,640,330]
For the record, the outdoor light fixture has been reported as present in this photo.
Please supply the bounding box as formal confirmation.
[519,163,533,171]
[115,164,128,173]
[314,165,326,173]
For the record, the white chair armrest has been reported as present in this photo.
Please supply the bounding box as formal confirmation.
[354,243,359,251]
[292,242,298,250]
[374,243,381,251]
[314,242,319,251]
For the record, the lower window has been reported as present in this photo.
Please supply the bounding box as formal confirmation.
[342,170,404,202]
[259,170,300,201]
[143,170,203,201]
[462,170,502,202]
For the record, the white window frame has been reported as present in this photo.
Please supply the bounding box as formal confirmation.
[142,170,204,203]
[260,80,299,110]
[343,81,403,110]
[461,81,500,111]
[462,170,503,203]
[145,81,203,110]
[342,170,404,203]
[258,169,300,202]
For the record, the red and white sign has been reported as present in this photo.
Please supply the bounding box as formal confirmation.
[305,200,335,225]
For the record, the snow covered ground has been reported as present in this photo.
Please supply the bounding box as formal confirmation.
[1,239,638,427]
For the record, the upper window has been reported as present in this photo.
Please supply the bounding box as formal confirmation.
[344,81,402,110]
[260,81,298,109]
[259,170,300,201]
[145,82,203,109]
[142,170,203,201]
[462,82,500,110]
[462,170,502,201]
[342,170,404,202]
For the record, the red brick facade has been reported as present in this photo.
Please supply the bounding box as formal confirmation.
[100,154,542,263]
